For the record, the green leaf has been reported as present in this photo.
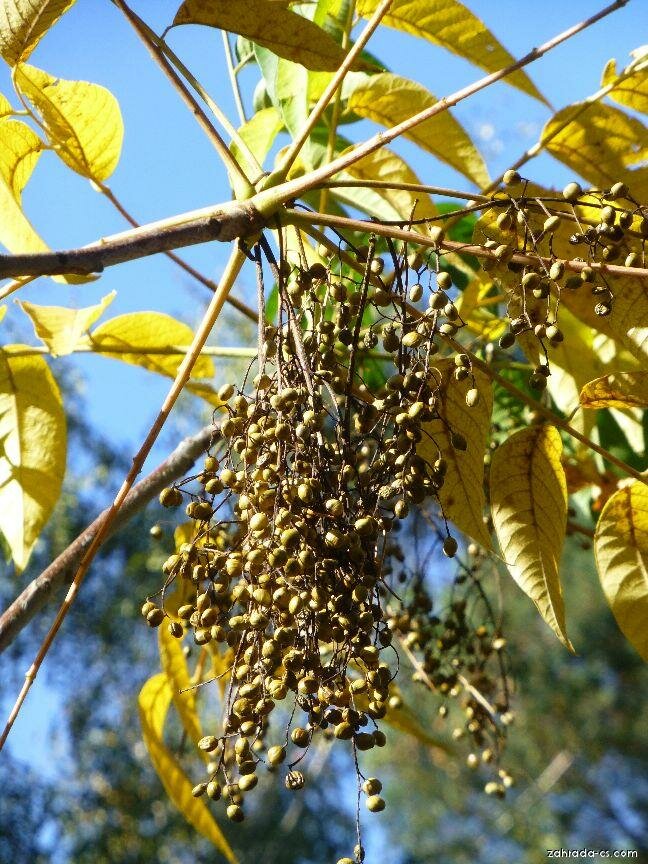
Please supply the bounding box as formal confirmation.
[0,0,77,65]
[490,425,573,651]
[541,102,648,199]
[344,72,489,187]
[138,673,237,862]
[594,482,648,662]
[87,312,215,380]
[15,63,124,181]
[158,625,203,749]
[18,291,116,356]
[419,359,493,549]
[0,346,66,571]
[602,53,648,115]
[356,0,545,104]
[172,0,355,71]
[231,106,284,177]
[580,371,648,410]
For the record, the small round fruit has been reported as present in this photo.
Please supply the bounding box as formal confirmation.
[366,795,386,813]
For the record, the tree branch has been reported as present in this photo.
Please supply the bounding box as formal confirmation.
[0,199,264,280]
[0,423,217,654]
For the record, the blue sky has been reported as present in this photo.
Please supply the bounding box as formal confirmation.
[0,0,643,796]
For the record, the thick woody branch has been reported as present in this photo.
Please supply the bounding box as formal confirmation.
[0,424,217,654]
[0,200,264,280]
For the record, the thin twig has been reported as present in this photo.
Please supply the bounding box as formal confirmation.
[286,208,648,280]
[0,245,246,750]
[111,0,253,194]
[0,425,219,654]
[99,183,257,322]
[221,30,247,126]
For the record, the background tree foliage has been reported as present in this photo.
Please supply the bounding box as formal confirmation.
[0,0,647,862]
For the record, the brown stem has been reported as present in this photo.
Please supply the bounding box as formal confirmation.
[286,208,648,280]
[0,245,245,750]
[0,424,218,654]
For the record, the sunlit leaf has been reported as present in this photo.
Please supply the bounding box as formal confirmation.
[0,119,43,200]
[138,673,237,862]
[0,91,13,117]
[172,0,354,71]
[15,63,124,181]
[490,425,573,651]
[541,103,648,199]
[18,291,116,356]
[594,481,648,661]
[0,0,76,65]
[158,625,203,749]
[356,0,545,103]
[419,359,493,548]
[602,55,648,115]
[580,371,648,410]
[0,306,6,324]
[231,105,283,177]
[0,346,66,571]
[87,312,214,380]
[344,72,489,187]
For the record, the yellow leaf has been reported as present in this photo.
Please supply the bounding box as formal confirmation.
[0,346,66,570]
[0,306,6,323]
[138,674,237,863]
[173,0,353,71]
[601,55,648,115]
[0,91,13,117]
[0,0,76,65]
[15,63,124,181]
[345,72,489,187]
[158,625,203,748]
[541,103,648,199]
[419,359,492,548]
[18,291,115,356]
[490,425,573,651]
[383,698,450,753]
[185,381,227,408]
[87,312,214,380]
[230,105,283,177]
[580,371,648,410]
[594,482,648,661]
[0,119,42,199]
[336,146,437,223]
[356,0,545,104]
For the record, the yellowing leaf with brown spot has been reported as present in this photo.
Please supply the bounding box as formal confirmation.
[15,64,123,181]
[158,625,203,749]
[18,291,116,356]
[0,0,76,65]
[541,103,648,199]
[0,346,66,571]
[418,359,492,548]
[345,72,489,187]
[173,0,353,71]
[356,0,545,104]
[595,482,648,661]
[138,673,237,862]
[490,425,573,651]
[602,55,648,115]
[580,371,648,410]
[87,312,214,380]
